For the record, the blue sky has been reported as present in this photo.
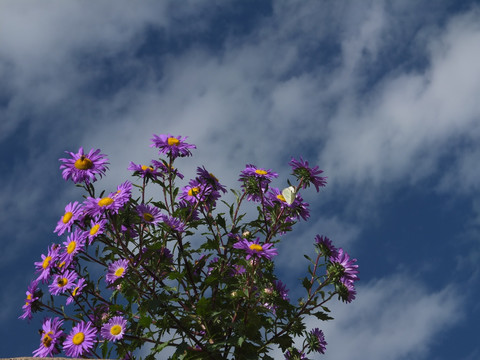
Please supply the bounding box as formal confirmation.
[1,0,480,358]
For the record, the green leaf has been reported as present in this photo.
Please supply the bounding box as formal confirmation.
[302,277,312,291]
[312,310,334,321]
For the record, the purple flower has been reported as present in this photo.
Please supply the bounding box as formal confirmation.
[128,161,161,180]
[196,166,227,193]
[337,279,357,303]
[151,134,196,158]
[32,317,64,357]
[49,270,78,296]
[284,349,307,359]
[315,235,338,257]
[137,204,163,225]
[310,328,327,354]
[84,181,131,217]
[19,280,40,321]
[54,201,83,235]
[59,229,86,267]
[59,147,109,184]
[233,238,278,261]
[106,259,129,284]
[274,280,289,301]
[85,218,108,244]
[180,179,206,204]
[289,157,327,192]
[329,248,359,283]
[66,278,87,305]
[101,316,127,342]
[152,159,184,179]
[238,164,278,202]
[63,321,97,357]
[162,215,185,233]
[34,244,59,283]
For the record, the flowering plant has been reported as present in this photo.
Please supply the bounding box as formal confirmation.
[21,134,359,359]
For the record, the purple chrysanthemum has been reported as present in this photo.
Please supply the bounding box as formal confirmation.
[32,317,64,357]
[150,134,196,158]
[34,244,60,283]
[337,279,357,303]
[49,270,78,296]
[59,229,86,268]
[233,238,278,261]
[54,201,83,236]
[128,162,161,180]
[85,218,108,244]
[63,321,97,357]
[238,164,278,202]
[289,157,327,192]
[59,147,109,184]
[196,166,227,193]
[310,328,327,354]
[66,278,87,305]
[101,316,127,342]
[239,164,278,181]
[180,179,207,204]
[106,259,129,284]
[329,248,359,282]
[274,280,289,301]
[19,280,40,321]
[136,204,163,225]
[315,235,338,257]
[284,349,307,359]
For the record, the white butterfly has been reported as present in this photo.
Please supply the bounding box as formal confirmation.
[281,186,296,205]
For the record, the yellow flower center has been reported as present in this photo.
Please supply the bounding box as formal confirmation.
[42,256,52,269]
[98,197,114,207]
[72,332,85,345]
[188,187,200,196]
[276,194,286,202]
[143,212,154,222]
[72,286,80,297]
[57,277,68,287]
[255,169,268,175]
[90,224,100,235]
[141,165,153,171]
[58,261,66,269]
[27,294,32,301]
[115,267,125,277]
[67,241,76,254]
[42,332,53,347]
[167,137,180,146]
[110,324,122,336]
[74,155,93,170]
[62,212,73,224]
[249,244,263,252]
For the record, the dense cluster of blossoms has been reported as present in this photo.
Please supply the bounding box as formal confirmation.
[21,134,359,359]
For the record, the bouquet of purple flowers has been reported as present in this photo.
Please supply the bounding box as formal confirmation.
[20,134,359,360]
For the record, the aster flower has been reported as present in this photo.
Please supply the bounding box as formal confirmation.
[233,238,278,261]
[151,134,196,158]
[151,159,184,179]
[54,201,83,235]
[328,248,359,283]
[196,166,227,193]
[162,215,185,233]
[19,280,40,320]
[59,229,86,267]
[63,320,97,357]
[128,161,161,180]
[336,279,357,303]
[314,235,338,257]
[101,316,127,342]
[34,244,60,283]
[66,278,87,305]
[180,179,206,204]
[289,157,327,192]
[106,259,129,284]
[49,270,78,296]
[238,164,278,202]
[85,218,108,244]
[284,349,307,359]
[274,280,289,301]
[59,147,109,184]
[309,328,327,354]
[136,204,163,225]
[32,317,64,357]
[84,181,132,217]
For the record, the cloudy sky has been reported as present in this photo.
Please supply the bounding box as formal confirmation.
[2,0,480,358]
